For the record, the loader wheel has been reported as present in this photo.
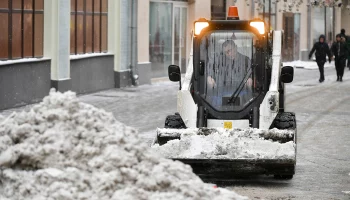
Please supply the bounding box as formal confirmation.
[155,114,185,146]
[164,113,186,129]
[272,112,296,180]
[272,112,296,130]
[272,112,297,144]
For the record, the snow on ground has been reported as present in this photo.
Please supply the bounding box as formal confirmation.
[342,173,350,195]
[0,89,247,200]
[283,60,334,69]
[152,128,295,160]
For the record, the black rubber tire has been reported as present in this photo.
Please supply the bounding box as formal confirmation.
[272,112,296,130]
[271,112,297,144]
[164,114,186,129]
[274,174,294,180]
[272,112,296,180]
[155,114,186,146]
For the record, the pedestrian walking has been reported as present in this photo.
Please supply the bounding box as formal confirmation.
[331,34,349,82]
[339,29,350,70]
[309,35,332,83]
[340,29,350,70]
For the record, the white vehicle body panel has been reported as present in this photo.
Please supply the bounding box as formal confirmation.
[259,31,282,130]
[177,37,198,128]
[177,90,197,128]
[207,119,250,129]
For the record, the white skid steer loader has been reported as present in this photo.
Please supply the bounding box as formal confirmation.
[152,7,296,179]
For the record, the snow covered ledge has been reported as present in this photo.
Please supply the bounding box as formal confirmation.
[0,57,51,66]
[70,52,114,60]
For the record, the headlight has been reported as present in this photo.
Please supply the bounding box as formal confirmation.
[250,21,265,35]
[194,21,209,36]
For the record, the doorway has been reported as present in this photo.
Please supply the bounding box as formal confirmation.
[173,6,187,73]
[282,12,300,62]
[149,1,188,78]
[282,12,294,62]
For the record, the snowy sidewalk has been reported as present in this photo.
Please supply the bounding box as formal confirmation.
[0,80,179,144]
[283,60,335,69]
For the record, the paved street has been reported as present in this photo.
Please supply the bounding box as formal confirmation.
[1,67,350,199]
[222,67,350,199]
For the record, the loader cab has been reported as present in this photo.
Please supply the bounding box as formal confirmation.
[191,18,270,121]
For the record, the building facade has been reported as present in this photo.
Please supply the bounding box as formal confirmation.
[138,0,347,79]
[0,0,348,110]
[0,0,138,110]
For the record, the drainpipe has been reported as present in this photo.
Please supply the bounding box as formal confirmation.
[307,0,311,50]
[251,0,255,18]
[130,0,139,86]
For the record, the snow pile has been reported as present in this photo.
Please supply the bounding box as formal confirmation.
[152,128,295,160]
[283,60,334,69]
[0,89,247,200]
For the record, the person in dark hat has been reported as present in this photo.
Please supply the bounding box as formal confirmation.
[309,35,332,83]
[340,29,347,41]
[331,34,349,82]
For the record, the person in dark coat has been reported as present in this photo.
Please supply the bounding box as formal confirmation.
[309,35,332,82]
[340,29,350,70]
[331,34,349,82]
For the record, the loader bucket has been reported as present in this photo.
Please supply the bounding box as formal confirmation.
[173,158,295,178]
[154,127,295,145]
[152,127,296,178]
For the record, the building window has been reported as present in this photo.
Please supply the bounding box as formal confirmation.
[211,0,226,20]
[282,12,300,61]
[259,0,276,30]
[149,1,188,78]
[0,0,44,61]
[311,7,334,49]
[70,0,108,55]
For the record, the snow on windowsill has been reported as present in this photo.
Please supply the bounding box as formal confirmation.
[0,57,51,66]
[70,52,113,60]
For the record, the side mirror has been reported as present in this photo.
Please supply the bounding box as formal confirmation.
[168,65,182,90]
[168,65,181,82]
[281,66,294,83]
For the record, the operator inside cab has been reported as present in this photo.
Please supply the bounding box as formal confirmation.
[202,32,257,110]
[196,7,263,112]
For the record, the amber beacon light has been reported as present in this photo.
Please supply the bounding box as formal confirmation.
[227,6,239,20]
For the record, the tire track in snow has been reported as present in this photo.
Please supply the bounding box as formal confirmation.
[286,82,339,105]
[292,81,350,170]
[297,95,350,134]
